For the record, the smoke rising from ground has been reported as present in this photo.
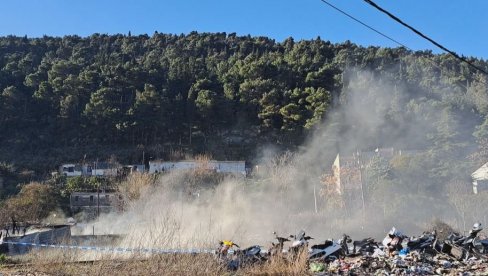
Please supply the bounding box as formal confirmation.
[81,70,486,249]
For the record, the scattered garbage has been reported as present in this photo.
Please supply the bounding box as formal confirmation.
[399,248,409,257]
[215,222,488,274]
[309,262,326,272]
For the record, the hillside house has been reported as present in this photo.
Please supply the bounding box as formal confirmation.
[329,148,416,195]
[90,162,118,176]
[70,192,122,215]
[59,162,140,177]
[60,164,84,177]
[149,160,247,176]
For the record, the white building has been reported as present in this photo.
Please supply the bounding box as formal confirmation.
[90,162,118,177]
[149,160,247,176]
[59,162,121,177]
[59,164,83,177]
[472,162,488,194]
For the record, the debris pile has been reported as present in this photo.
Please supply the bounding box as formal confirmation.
[316,253,488,275]
[217,223,488,274]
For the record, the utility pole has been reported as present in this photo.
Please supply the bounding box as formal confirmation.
[96,159,100,219]
[97,183,100,218]
[313,184,318,214]
[358,150,366,230]
[189,125,192,145]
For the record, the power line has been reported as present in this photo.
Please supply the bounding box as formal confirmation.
[317,0,483,87]
[318,0,409,49]
[362,0,488,76]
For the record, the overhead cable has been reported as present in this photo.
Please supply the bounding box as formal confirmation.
[362,0,488,75]
[318,0,409,49]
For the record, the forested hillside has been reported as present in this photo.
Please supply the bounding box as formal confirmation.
[0,32,487,177]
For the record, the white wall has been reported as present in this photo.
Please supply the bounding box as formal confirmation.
[149,161,246,175]
[60,165,83,177]
[92,169,117,176]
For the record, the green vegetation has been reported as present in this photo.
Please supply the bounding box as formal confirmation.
[0,32,487,205]
[0,33,342,172]
[0,253,10,265]
[0,182,60,225]
[0,33,484,170]
[63,176,110,195]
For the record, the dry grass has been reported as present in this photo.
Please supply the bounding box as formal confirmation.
[23,253,223,276]
[244,250,310,275]
[8,249,312,276]
[9,224,310,276]
[117,172,156,202]
[168,149,186,161]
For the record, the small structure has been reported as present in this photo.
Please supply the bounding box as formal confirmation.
[0,224,123,255]
[472,162,488,194]
[59,164,83,177]
[90,162,118,177]
[59,162,124,177]
[329,148,416,195]
[329,152,362,198]
[70,192,122,215]
[121,164,145,175]
[149,160,247,176]
[1,225,71,255]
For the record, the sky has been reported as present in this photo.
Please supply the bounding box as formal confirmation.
[1,0,487,59]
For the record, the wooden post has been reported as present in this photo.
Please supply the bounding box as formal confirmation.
[313,185,318,214]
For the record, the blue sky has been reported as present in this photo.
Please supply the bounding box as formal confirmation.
[1,0,487,59]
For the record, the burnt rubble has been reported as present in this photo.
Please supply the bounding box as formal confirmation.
[217,223,488,274]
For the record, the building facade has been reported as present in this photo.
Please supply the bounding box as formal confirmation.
[70,192,123,215]
[148,160,247,176]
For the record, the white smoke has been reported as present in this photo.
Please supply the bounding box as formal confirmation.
[77,70,485,250]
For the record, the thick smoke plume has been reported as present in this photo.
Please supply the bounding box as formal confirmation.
[79,70,486,250]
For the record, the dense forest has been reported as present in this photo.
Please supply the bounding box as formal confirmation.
[0,32,488,182]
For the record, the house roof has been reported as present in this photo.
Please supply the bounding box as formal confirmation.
[472,162,488,180]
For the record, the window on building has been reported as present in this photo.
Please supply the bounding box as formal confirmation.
[90,195,94,202]
[105,195,109,200]
[74,196,79,201]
